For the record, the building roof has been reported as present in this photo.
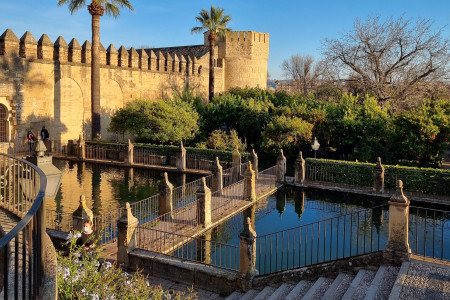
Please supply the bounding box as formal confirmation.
[146,45,209,59]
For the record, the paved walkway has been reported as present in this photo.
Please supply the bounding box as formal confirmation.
[396,256,450,299]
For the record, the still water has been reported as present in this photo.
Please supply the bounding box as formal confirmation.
[48,160,200,215]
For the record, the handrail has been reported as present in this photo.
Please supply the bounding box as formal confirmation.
[0,154,47,249]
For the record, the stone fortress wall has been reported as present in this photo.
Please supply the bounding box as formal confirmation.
[0,28,269,143]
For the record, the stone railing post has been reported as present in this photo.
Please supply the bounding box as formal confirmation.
[373,157,385,193]
[276,149,286,183]
[77,133,85,160]
[117,202,138,267]
[176,141,186,171]
[243,162,256,202]
[383,180,411,264]
[294,151,306,184]
[72,195,93,231]
[238,217,258,290]
[211,157,223,195]
[196,177,211,228]
[158,172,173,217]
[232,146,241,178]
[126,139,134,166]
[249,149,258,179]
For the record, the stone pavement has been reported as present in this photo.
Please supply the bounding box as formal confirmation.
[396,256,450,300]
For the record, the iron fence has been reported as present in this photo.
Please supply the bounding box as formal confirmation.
[211,179,245,220]
[172,174,215,210]
[256,205,389,275]
[133,147,168,166]
[409,206,450,261]
[305,161,374,187]
[46,210,73,232]
[0,153,47,299]
[135,227,239,271]
[85,142,125,162]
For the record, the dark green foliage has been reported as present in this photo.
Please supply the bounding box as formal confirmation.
[108,98,199,144]
[306,158,450,196]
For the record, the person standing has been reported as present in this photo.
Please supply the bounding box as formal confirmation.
[41,126,50,151]
[26,130,35,152]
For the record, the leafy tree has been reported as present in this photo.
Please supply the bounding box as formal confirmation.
[322,15,450,107]
[108,98,199,143]
[58,0,133,139]
[389,99,450,166]
[261,115,313,153]
[205,129,246,152]
[191,6,231,101]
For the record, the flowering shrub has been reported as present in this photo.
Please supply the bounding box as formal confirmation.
[57,233,197,300]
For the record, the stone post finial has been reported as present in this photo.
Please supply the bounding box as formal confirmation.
[295,151,306,184]
[176,141,186,171]
[373,157,385,193]
[238,217,258,287]
[35,134,47,157]
[72,195,93,231]
[117,201,139,267]
[276,149,287,183]
[384,179,411,263]
[158,172,174,216]
[250,149,259,179]
[243,162,256,201]
[211,157,223,194]
[196,177,211,228]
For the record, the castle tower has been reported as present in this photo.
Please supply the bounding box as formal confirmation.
[212,31,269,91]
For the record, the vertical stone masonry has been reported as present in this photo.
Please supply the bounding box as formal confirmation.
[250,149,258,179]
[54,36,68,62]
[128,47,139,68]
[243,162,256,202]
[158,172,173,217]
[211,157,223,195]
[138,48,148,70]
[238,217,258,290]
[0,29,20,56]
[196,177,211,228]
[107,44,118,66]
[276,149,286,183]
[148,50,157,71]
[81,40,91,64]
[38,34,54,60]
[127,139,134,166]
[176,141,186,171]
[373,157,385,193]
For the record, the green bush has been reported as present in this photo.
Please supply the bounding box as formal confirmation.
[305,158,450,195]
[205,129,246,152]
[58,234,197,299]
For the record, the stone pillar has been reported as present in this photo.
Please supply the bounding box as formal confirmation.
[276,149,286,183]
[211,157,223,195]
[243,162,256,202]
[232,146,241,179]
[77,133,85,160]
[373,157,385,193]
[158,173,173,217]
[249,149,258,180]
[294,151,306,184]
[117,202,138,267]
[72,195,93,231]
[176,141,186,171]
[196,177,211,228]
[383,180,411,264]
[238,217,258,290]
[127,139,134,166]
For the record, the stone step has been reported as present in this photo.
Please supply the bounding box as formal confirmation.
[321,273,355,300]
[241,289,261,300]
[371,266,400,300]
[342,269,369,300]
[364,265,388,300]
[253,286,278,300]
[267,283,295,300]
[304,277,334,300]
[343,269,376,300]
[388,262,411,300]
[285,280,314,300]
[224,291,243,300]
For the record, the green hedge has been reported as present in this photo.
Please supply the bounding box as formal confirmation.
[305,158,450,196]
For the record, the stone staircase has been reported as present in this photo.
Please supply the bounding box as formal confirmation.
[226,265,402,300]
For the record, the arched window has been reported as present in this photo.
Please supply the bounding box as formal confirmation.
[0,105,8,142]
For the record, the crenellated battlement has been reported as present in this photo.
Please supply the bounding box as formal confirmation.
[0,28,201,76]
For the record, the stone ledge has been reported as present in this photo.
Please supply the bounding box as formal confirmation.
[128,249,237,295]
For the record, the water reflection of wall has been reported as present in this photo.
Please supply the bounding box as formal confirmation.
[47,160,199,215]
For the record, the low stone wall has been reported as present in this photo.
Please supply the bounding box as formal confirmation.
[42,232,58,300]
[128,249,238,295]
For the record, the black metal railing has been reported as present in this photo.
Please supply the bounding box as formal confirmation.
[409,206,450,261]
[256,205,389,275]
[135,227,240,271]
[0,154,47,299]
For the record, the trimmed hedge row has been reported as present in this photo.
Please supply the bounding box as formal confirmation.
[305,158,450,196]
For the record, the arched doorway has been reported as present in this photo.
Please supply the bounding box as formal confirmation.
[0,105,9,142]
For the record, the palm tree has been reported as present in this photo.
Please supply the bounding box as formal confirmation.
[58,0,133,139]
[191,6,231,101]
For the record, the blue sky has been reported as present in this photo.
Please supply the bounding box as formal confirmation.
[1,0,449,78]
